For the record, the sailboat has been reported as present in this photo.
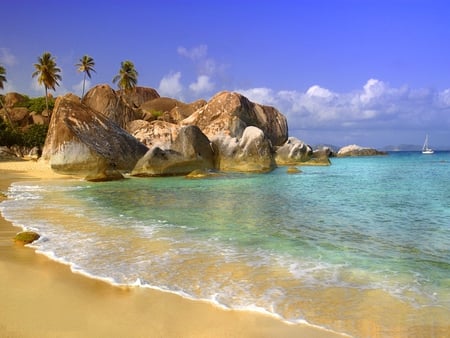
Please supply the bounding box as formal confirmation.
[422,134,434,154]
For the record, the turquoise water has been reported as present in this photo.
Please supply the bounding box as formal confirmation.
[1,152,449,335]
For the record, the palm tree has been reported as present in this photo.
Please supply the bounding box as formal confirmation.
[112,60,138,93]
[0,65,14,127]
[32,52,62,114]
[76,55,95,98]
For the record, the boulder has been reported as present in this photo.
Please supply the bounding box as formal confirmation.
[14,231,40,245]
[41,94,148,174]
[212,126,275,173]
[275,137,331,166]
[337,144,387,157]
[118,86,160,108]
[132,125,215,176]
[82,84,136,128]
[140,97,207,123]
[3,92,26,108]
[274,137,312,165]
[8,107,31,127]
[126,120,180,148]
[181,91,288,147]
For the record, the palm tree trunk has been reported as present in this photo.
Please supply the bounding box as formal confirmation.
[44,86,49,116]
[82,72,86,98]
[0,97,15,129]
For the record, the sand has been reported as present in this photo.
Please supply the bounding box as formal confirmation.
[0,159,345,338]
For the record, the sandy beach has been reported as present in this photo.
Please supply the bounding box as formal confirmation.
[0,159,345,338]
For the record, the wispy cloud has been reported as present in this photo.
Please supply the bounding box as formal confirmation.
[158,71,184,99]
[0,48,18,67]
[189,75,214,95]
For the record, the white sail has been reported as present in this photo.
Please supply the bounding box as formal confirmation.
[422,135,434,154]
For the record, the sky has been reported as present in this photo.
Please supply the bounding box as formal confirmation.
[1,0,450,148]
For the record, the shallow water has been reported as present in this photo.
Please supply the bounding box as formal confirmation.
[1,152,449,336]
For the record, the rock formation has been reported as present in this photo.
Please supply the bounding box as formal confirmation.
[337,144,387,157]
[181,91,288,147]
[132,125,214,176]
[211,126,275,172]
[41,94,148,175]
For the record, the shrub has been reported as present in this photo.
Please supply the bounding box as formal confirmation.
[22,124,48,148]
[14,96,54,114]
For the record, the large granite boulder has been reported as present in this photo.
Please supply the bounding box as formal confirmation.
[132,125,214,176]
[275,137,331,166]
[3,92,27,108]
[212,126,275,173]
[126,120,181,148]
[275,137,312,165]
[82,84,136,128]
[41,94,148,174]
[181,91,288,147]
[337,144,387,157]
[118,86,160,108]
[140,97,206,123]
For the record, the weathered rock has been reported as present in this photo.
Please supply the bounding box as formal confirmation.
[275,137,312,165]
[118,86,160,108]
[8,107,31,127]
[82,84,136,128]
[212,126,275,173]
[14,231,40,245]
[140,97,206,124]
[337,144,387,157]
[287,166,302,174]
[41,94,148,174]
[132,125,215,176]
[185,168,220,179]
[126,120,180,148]
[84,165,125,182]
[181,91,288,147]
[3,92,26,108]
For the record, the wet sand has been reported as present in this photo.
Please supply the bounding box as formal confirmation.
[0,159,345,338]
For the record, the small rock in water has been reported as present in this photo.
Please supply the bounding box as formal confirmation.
[287,166,302,174]
[14,231,40,245]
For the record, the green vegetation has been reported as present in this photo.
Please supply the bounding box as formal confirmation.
[0,119,48,148]
[113,60,138,93]
[14,95,55,113]
[150,110,163,118]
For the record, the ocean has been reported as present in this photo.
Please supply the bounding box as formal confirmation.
[1,151,449,337]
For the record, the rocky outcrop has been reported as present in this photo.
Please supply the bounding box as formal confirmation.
[82,84,136,128]
[41,94,148,175]
[274,137,312,165]
[181,91,288,147]
[212,126,275,172]
[126,120,180,148]
[132,125,214,176]
[337,144,387,157]
[118,86,160,108]
[140,97,205,124]
[3,92,26,108]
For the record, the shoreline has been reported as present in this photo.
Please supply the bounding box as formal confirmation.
[0,159,345,338]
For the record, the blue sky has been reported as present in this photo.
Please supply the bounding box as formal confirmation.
[1,0,449,148]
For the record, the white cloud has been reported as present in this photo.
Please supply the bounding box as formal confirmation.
[0,48,18,67]
[235,79,450,134]
[236,87,277,106]
[158,72,183,98]
[189,75,214,95]
[177,45,208,60]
